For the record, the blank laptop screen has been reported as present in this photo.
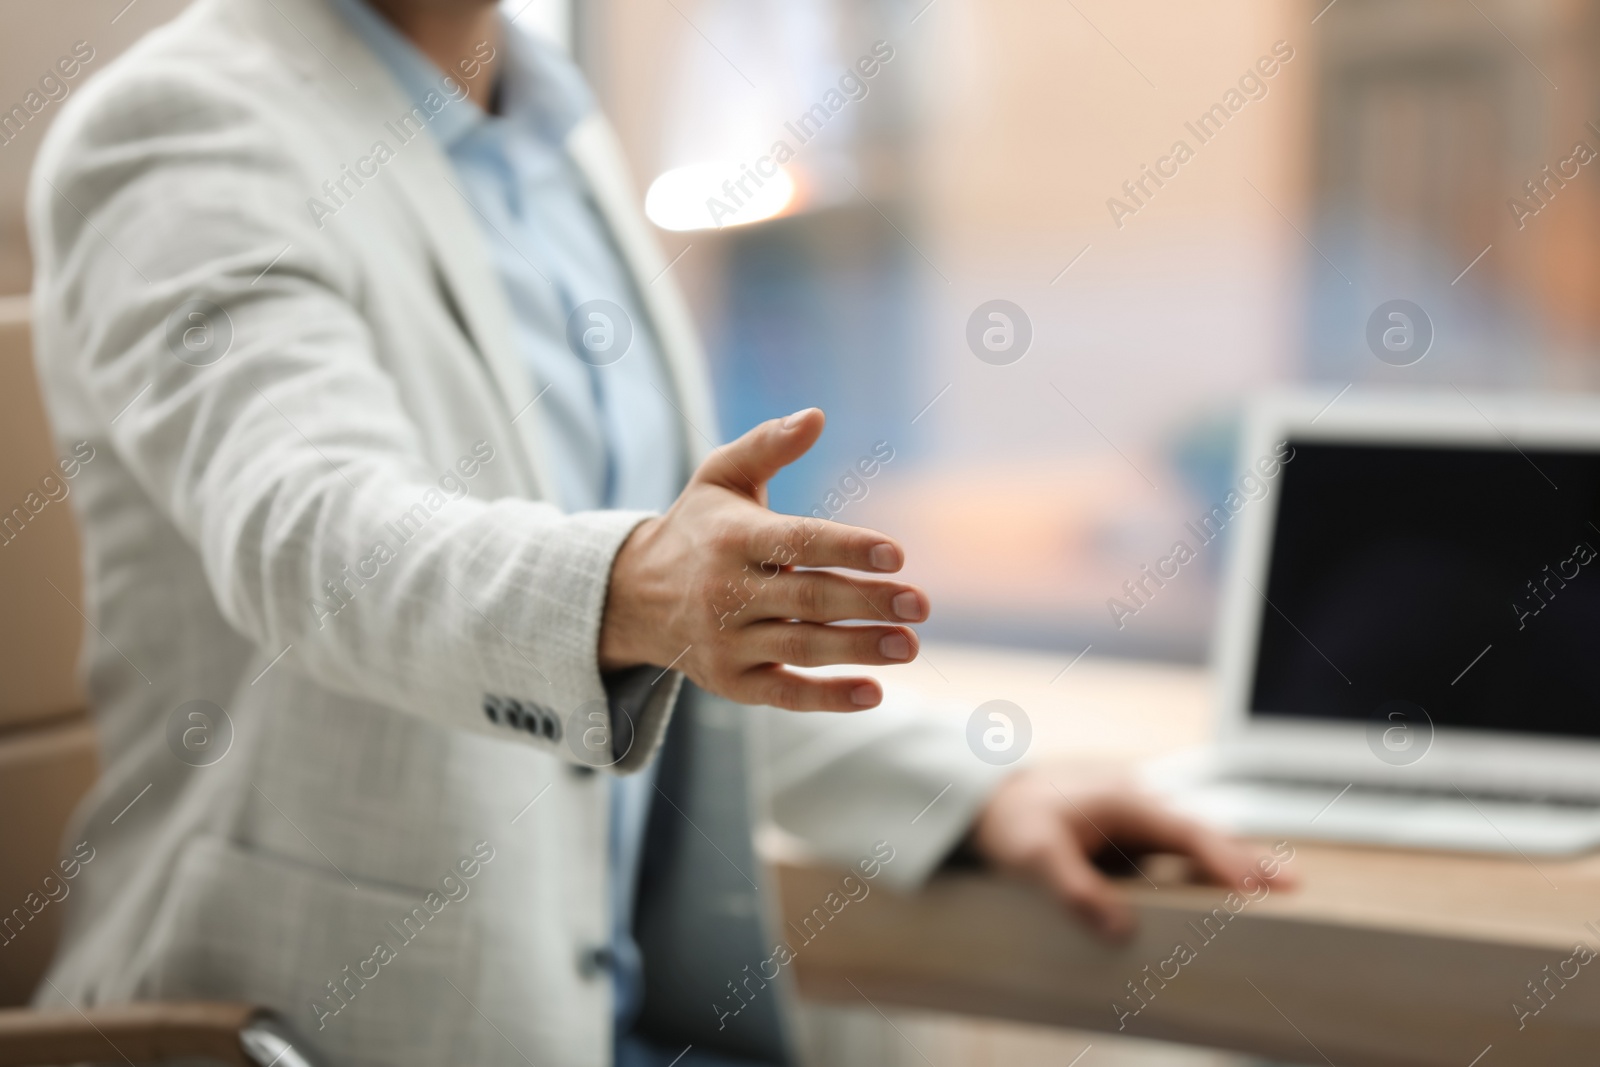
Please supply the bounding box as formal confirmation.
[1249,440,1600,739]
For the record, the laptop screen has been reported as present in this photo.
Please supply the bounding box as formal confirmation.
[1249,440,1600,739]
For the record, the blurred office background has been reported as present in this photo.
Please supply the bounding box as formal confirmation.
[2,0,1595,1063]
[4,0,1596,665]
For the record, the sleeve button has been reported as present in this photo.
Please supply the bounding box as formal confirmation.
[576,944,615,979]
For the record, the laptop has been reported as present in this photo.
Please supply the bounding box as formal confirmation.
[1147,389,1600,854]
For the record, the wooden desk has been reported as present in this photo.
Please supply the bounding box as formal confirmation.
[768,643,1600,1066]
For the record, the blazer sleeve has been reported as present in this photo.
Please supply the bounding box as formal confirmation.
[26,64,675,771]
[751,680,1018,893]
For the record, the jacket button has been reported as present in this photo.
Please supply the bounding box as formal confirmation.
[482,698,500,724]
[511,701,540,735]
[577,944,615,979]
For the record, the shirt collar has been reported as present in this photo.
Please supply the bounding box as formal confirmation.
[330,0,595,150]
[497,19,595,145]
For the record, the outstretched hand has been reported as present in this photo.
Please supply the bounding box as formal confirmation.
[599,408,928,711]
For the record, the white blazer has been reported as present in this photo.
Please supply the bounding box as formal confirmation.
[26,1,1008,1063]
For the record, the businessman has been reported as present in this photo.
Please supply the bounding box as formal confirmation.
[27,0,1287,1064]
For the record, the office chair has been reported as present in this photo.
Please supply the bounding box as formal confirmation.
[0,296,325,1066]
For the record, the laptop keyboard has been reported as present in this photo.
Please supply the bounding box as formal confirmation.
[1221,774,1600,810]
[1163,776,1600,855]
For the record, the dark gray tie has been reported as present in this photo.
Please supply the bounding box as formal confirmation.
[631,684,791,1063]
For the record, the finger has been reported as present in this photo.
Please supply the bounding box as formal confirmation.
[752,572,929,624]
[741,621,918,668]
[746,514,905,574]
[1035,838,1135,941]
[694,409,824,499]
[734,665,882,711]
[1099,798,1279,891]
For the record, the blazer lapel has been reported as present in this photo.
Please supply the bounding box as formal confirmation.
[235,0,559,498]
[237,0,712,487]
[565,115,718,466]
[382,140,563,497]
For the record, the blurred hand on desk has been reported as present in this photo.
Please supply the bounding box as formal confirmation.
[969,768,1298,941]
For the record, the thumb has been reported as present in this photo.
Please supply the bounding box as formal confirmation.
[694,408,824,500]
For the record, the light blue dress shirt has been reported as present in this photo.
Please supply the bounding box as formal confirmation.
[333,0,685,1048]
